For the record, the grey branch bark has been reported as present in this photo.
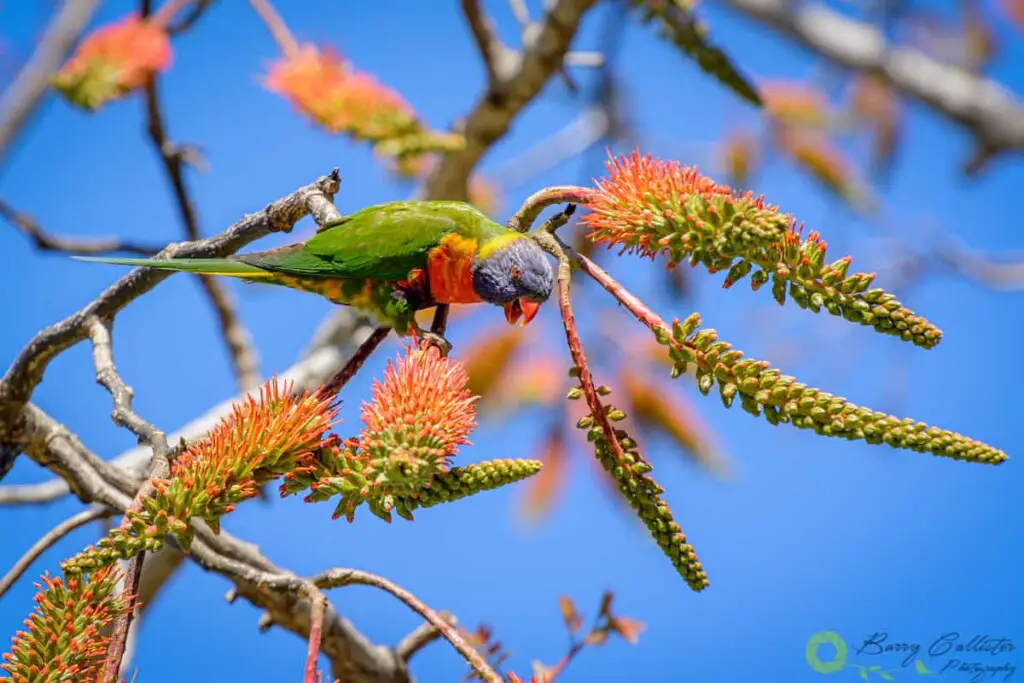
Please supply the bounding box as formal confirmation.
[0,0,102,170]
[0,170,341,447]
[717,0,1024,172]
[424,0,600,200]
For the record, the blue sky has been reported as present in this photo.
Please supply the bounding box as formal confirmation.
[1,1,1022,682]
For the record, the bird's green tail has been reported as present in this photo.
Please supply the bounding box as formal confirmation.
[72,256,273,278]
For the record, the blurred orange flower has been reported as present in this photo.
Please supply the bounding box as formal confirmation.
[53,14,172,111]
[265,44,416,139]
[760,80,830,129]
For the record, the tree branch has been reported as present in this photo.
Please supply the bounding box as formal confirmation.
[394,611,456,662]
[141,53,261,392]
[0,308,376,503]
[0,197,164,256]
[0,169,341,455]
[0,504,111,599]
[461,0,517,85]
[265,570,499,682]
[0,0,103,171]
[424,0,600,200]
[718,0,1024,173]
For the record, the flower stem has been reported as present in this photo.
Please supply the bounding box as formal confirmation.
[247,0,299,56]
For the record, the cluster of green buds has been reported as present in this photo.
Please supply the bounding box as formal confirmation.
[285,432,544,523]
[629,0,762,107]
[655,313,1007,464]
[63,380,338,575]
[581,151,942,349]
[567,368,709,591]
[1,568,131,682]
[283,344,541,522]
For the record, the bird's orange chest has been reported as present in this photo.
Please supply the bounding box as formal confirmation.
[425,234,483,304]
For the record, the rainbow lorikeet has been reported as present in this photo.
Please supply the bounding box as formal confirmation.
[75,201,554,348]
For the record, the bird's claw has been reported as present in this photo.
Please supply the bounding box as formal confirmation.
[413,328,453,357]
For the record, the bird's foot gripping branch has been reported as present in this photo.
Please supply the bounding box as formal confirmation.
[1,151,1009,682]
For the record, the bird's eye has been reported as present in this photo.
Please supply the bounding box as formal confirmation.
[510,265,522,281]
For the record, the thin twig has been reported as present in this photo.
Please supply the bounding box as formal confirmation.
[462,0,513,84]
[149,0,193,28]
[395,611,457,662]
[276,569,501,683]
[506,186,595,232]
[0,504,112,599]
[531,231,629,466]
[424,0,600,200]
[508,0,532,29]
[247,0,300,56]
[0,308,373,505]
[303,583,328,683]
[86,316,172,474]
[320,326,392,397]
[100,553,145,683]
[0,197,164,256]
[167,0,216,35]
[141,56,261,392]
[0,0,103,170]
[719,0,1024,173]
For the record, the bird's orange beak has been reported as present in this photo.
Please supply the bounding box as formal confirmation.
[504,298,541,326]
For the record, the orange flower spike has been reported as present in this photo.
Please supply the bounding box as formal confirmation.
[359,344,478,486]
[265,43,416,140]
[63,379,338,573]
[53,13,172,111]
[581,150,790,264]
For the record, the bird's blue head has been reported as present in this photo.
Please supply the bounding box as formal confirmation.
[471,236,554,325]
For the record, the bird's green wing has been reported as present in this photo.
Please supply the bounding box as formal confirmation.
[270,201,491,281]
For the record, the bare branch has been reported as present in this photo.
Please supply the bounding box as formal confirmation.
[168,0,216,35]
[86,317,172,472]
[0,197,164,256]
[0,504,111,599]
[141,52,261,392]
[936,235,1024,292]
[265,569,499,682]
[462,0,516,84]
[321,327,392,398]
[718,0,1024,173]
[0,308,374,504]
[0,0,103,170]
[0,169,341,448]
[395,611,457,662]
[247,0,300,56]
[424,0,601,200]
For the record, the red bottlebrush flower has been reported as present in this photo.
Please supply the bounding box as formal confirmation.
[359,344,478,487]
[265,44,416,139]
[63,378,339,573]
[52,14,172,111]
[580,150,792,264]
[1,568,132,682]
[154,378,338,536]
